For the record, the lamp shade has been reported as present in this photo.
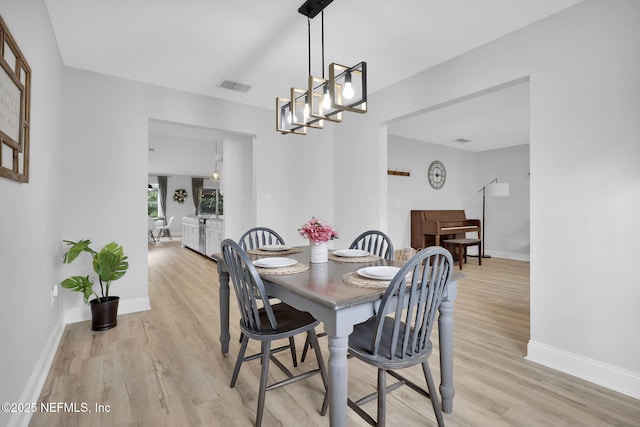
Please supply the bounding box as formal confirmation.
[487,182,510,197]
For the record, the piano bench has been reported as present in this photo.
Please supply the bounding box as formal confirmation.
[443,238,482,270]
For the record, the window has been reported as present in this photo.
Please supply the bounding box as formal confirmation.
[148,185,159,218]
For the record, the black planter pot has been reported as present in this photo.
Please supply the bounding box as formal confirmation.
[90,296,119,331]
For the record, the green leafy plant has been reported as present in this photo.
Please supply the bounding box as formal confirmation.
[61,239,129,304]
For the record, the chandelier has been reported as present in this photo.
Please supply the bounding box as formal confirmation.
[276,0,367,135]
[210,141,221,182]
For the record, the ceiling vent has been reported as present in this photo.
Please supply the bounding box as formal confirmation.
[219,79,251,93]
[453,138,471,144]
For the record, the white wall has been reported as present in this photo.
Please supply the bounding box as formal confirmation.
[0,2,66,427]
[165,175,197,234]
[148,132,216,177]
[476,144,530,260]
[386,135,477,249]
[284,124,337,247]
[335,0,640,398]
[223,133,254,241]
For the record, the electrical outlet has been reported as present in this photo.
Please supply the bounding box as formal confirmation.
[51,283,59,307]
[265,193,271,203]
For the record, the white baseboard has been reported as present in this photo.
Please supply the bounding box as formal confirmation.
[526,340,640,400]
[465,247,530,262]
[8,319,65,427]
[63,297,151,324]
[486,250,530,262]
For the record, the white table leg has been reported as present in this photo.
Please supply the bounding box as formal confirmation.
[217,262,230,355]
[438,280,457,413]
[327,335,349,427]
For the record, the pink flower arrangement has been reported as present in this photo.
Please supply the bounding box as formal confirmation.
[298,217,339,243]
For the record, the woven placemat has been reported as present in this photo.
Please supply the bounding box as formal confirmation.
[328,253,381,263]
[342,271,391,289]
[342,271,414,289]
[247,247,303,256]
[255,262,309,275]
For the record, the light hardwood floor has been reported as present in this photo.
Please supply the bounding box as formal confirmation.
[31,240,640,426]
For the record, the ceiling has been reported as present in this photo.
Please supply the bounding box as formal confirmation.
[45,0,582,151]
[387,80,530,152]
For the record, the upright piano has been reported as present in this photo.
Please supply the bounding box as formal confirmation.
[410,210,481,250]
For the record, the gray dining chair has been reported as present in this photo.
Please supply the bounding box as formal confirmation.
[239,227,285,250]
[220,239,329,426]
[301,229,395,363]
[350,230,395,261]
[237,227,298,363]
[347,246,452,426]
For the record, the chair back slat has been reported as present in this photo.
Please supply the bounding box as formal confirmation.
[239,227,285,250]
[221,239,278,332]
[350,230,395,260]
[369,246,452,360]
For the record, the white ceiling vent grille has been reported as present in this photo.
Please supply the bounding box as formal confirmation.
[219,79,251,93]
[453,138,471,143]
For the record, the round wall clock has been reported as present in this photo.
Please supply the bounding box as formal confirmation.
[428,160,446,190]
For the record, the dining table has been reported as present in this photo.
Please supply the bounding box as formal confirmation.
[211,245,460,427]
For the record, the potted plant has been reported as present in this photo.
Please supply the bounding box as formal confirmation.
[61,239,129,331]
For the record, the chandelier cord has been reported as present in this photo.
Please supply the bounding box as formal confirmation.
[321,10,325,79]
[307,17,311,77]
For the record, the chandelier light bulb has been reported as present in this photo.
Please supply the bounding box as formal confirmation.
[323,85,332,109]
[304,94,310,119]
[343,72,354,99]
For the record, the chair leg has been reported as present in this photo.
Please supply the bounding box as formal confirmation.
[302,329,327,363]
[308,330,329,416]
[300,333,311,362]
[422,361,444,427]
[256,340,272,427]
[288,336,298,367]
[377,369,387,427]
[230,335,249,388]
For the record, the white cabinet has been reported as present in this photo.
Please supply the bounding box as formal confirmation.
[205,219,223,256]
[182,216,199,251]
[182,215,224,257]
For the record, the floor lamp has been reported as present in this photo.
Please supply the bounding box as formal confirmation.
[478,178,510,258]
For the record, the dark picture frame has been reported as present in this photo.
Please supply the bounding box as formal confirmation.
[0,15,31,183]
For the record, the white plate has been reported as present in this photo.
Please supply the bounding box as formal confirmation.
[260,244,292,252]
[333,249,370,257]
[253,257,297,268]
[357,266,400,281]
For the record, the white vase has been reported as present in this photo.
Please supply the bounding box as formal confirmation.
[309,262,329,288]
[309,241,328,263]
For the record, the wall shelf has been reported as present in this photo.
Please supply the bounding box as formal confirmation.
[387,169,411,177]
